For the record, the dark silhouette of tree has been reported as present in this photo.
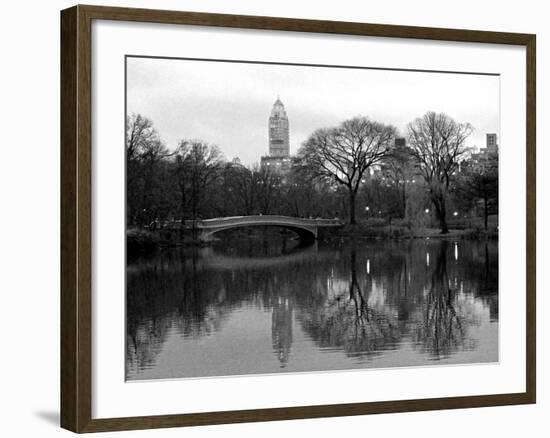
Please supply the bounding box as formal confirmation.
[174,140,223,222]
[283,163,324,217]
[297,117,397,224]
[221,163,256,216]
[407,112,472,233]
[127,114,160,163]
[253,165,282,215]
[217,164,283,217]
[126,114,172,226]
[380,143,416,219]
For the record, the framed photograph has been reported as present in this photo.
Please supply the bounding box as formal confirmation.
[60,4,536,433]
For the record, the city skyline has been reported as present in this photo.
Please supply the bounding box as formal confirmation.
[126,57,500,166]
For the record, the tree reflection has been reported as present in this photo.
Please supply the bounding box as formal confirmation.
[412,241,467,359]
[126,249,235,375]
[126,243,339,375]
[298,247,401,360]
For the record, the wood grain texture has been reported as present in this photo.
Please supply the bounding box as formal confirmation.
[60,4,537,433]
[78,3,534,44]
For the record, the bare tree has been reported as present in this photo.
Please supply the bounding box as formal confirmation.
[126,114,160,162]
[126,114,171,226]
[380,144,416,220]
[407,112,472,233]
[174,140,223,222]
[252,165,282,215]
[220,163,255,216]
[298,117,397,224]
[284,163,324,218]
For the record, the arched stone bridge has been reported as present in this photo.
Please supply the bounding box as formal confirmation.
[156,215,344,242]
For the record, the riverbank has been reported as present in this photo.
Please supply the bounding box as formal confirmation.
[126,228,207,255]
[128,223,498,257]
[127,226,304,254]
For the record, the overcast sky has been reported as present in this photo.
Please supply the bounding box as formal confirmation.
[127,57,499,165]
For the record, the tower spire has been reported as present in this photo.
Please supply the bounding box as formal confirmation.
[268,97,289,157]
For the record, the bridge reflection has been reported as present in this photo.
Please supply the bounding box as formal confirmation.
[198,244,339,271]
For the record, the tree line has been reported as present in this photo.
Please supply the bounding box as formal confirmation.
[127,111,498,234]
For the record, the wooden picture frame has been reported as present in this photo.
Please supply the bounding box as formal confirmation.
[61,4,536,433]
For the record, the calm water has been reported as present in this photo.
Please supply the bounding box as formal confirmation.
[126,236,498,380]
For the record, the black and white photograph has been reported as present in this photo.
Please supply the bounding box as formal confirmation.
[125,56,499,381]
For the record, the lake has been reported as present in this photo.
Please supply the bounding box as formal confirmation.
[126,236,498,380]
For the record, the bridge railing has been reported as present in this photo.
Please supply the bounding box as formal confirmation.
[198,215,343,228]
[149,215,343,230]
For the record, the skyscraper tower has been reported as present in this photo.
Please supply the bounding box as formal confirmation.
[268,97,290,157]
[261,97,291,172]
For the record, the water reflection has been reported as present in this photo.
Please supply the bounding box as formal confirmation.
[412,241,467,359]
[126,237,498,380]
